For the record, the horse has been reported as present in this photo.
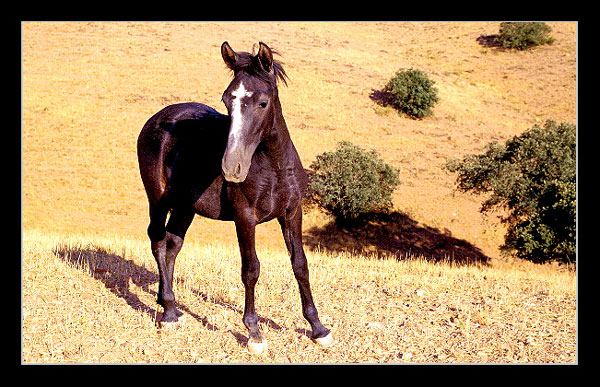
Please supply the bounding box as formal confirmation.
[137,41,333,354]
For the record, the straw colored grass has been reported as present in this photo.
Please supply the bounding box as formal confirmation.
[23,229,575,363]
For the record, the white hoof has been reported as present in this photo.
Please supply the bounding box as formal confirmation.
[158,315,186,330]
[247,338,268,355]
[314,332,334,348]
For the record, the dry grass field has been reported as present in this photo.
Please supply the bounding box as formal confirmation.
[22,22,577,363]
[22,229,575,363]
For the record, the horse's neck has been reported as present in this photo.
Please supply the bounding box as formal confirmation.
[257,100,300,171]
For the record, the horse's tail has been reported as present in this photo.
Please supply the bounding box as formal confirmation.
[137,117,170,210]
[137,115,176,242]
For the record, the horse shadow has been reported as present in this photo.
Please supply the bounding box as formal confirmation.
[303,211,490,265]
[53,243,281,346]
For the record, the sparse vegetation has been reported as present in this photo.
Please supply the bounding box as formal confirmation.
[445,120,576,264]
[308,141,400,222]
[498,22,555,50]
[382,68,439,118]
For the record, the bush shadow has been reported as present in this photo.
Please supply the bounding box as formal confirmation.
[369,88,395,107]
[369,89,424,120]
[303,211,490,265]
[53,244,280,337]
[476,34,505,50]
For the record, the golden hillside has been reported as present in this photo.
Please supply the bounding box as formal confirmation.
[22,22,576,261]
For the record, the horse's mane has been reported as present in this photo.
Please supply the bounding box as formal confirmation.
[227,49,289,87]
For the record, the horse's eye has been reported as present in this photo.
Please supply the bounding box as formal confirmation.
[258,101,268,108]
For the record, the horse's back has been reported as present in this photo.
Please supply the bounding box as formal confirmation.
[137,102,229,207]
[139,102,227,137]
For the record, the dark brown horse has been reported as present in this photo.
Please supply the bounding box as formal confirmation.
[137,42,332,354]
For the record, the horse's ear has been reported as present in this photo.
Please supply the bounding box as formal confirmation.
[257,42,273,73]
[221,41,237,70]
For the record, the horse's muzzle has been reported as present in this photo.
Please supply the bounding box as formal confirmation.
[222,161,246,183]
[222,149,252,183]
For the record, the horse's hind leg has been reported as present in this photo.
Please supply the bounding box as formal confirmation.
[147,198,169,243]
[150,207,194,326]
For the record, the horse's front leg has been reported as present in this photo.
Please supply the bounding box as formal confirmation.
[234,217,267,354]
[278,210,333,347]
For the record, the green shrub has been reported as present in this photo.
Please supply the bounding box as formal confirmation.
[382,68,439,118]
[308,141,400,222]
[445,120,576,264]
[498,22,555,50]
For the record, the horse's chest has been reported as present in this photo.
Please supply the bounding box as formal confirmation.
[252,186,284,222]
[250,179,298,223]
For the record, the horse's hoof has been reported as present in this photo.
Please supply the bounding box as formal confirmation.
[313,332,334,348]
[158,315,185,330]
[247,338,268,355]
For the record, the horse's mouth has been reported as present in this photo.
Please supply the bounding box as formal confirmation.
[223,172,246,183]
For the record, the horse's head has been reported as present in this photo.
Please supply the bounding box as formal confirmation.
[220,41,287,183]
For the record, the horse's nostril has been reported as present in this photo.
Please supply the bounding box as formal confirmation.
[235,163,242,176]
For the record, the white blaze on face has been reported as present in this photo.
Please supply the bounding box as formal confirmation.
[229,81,254,148]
